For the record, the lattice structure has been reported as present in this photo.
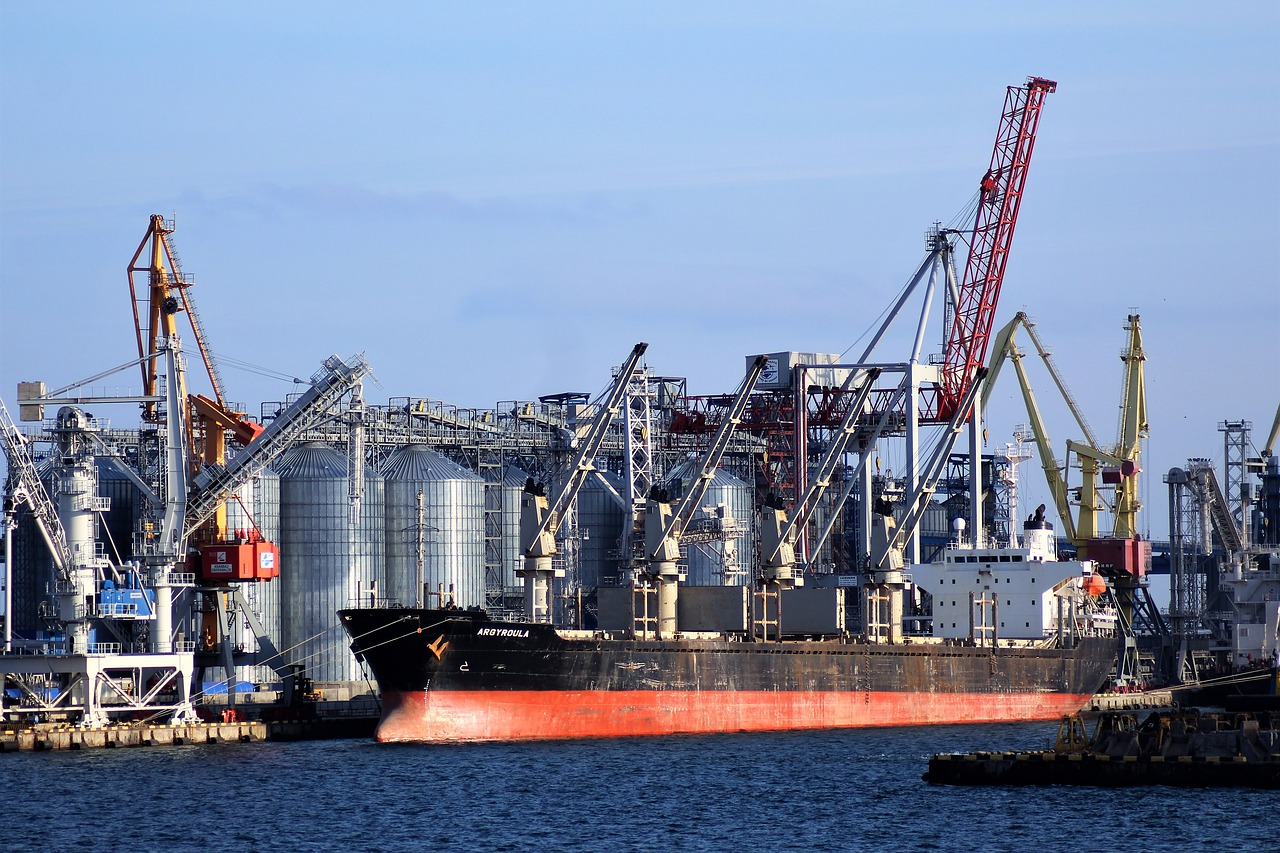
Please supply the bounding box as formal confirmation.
[1220,420,1251,546]
[934,77,1056,421]
[619,367,656,572]
[1165,461,1218,638]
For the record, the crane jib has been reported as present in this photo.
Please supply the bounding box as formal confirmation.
[936,76,1056,422]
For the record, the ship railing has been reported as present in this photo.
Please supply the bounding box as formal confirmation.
[346,597,430,610]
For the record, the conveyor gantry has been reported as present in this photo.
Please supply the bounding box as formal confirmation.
[183,354,372,541]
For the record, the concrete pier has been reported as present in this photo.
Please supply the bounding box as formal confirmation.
[0,714,377,752]
[0,721,266,751]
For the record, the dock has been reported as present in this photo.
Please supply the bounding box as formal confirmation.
[0,713,378,752]
[925,710,1280,788]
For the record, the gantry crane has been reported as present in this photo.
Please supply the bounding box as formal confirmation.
[520,343,648,623]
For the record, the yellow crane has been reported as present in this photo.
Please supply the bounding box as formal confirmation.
[983,313,1150,685]
[981,312,1147,553]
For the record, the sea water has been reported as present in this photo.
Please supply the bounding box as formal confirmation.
[2,722,1273,852]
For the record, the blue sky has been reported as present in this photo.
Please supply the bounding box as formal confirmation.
[2,2,1277,538]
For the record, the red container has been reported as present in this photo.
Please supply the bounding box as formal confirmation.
[1087,537,1149,579]
[200,542,280,582]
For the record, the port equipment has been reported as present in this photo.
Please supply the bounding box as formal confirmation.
[700,77,1055,571]
[520,343,648,623]
[758,369,882,585]
[4,336,201,726]
[1168,413,1280,676]
[983,313,1155,683]
[642,355,768,637]
[932,77,1056,422]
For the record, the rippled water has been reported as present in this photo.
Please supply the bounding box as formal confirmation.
[2,723,1273,852]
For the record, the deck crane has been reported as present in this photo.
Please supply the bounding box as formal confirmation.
[520,343,648,623]
[865,373,989,642]
[926,76,1056,423]
[758,369,882,586]
[644,355,768,638]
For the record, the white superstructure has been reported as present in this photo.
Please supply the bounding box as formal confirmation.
[911,511,1108,641]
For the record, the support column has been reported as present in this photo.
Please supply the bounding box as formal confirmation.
[153,569,174,654]
[970,391,984,547]
[906,365,921,564]
[654,567,679,639]
[522,557,553,624]
[3,512,12,653]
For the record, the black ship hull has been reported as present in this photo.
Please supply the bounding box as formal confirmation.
[340,608,1115,742]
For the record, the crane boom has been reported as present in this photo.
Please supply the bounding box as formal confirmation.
[982,313,1079,541]
[642,355,766,638]
[1265,402,1280,458]
[1,397,72,574]
[876,371,988,569]
[520,343,648,623]
[523,343,649,556]
[648,356,768,561]
[762,368,880,570]
[937,77,1056,420]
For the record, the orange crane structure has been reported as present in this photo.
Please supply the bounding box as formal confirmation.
[126,216,267,559]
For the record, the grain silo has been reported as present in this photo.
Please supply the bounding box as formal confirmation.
[575,470,628,591]
[381,445,484,609]
[276,443,385,684]
[661,461,754,586]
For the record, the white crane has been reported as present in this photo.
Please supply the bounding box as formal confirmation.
[519,343,648,623]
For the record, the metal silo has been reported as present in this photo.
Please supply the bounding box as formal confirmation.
[662,461,755,586]
[10,459,57,640]
[277,443,385,685]
[575,470,628,591]
[381,445,484,609]
[96,457,143,565]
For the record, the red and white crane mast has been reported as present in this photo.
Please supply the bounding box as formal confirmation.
[934,76,1056,421]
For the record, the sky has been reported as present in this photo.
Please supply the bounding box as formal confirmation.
[2,2,1278,541]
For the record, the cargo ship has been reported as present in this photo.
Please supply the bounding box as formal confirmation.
[339,605,1114,742]
[341,500,1119,743]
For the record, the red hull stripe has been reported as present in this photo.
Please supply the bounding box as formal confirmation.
[376,689,1094,742]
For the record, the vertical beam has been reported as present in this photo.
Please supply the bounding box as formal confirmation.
[969,391,984,547]
[906,364,921,563]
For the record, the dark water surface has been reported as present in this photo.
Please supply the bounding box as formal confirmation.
[3,722,1273,852]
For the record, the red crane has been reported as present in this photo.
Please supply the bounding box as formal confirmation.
[930,76,1057,421]
[669,77,1057,506]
